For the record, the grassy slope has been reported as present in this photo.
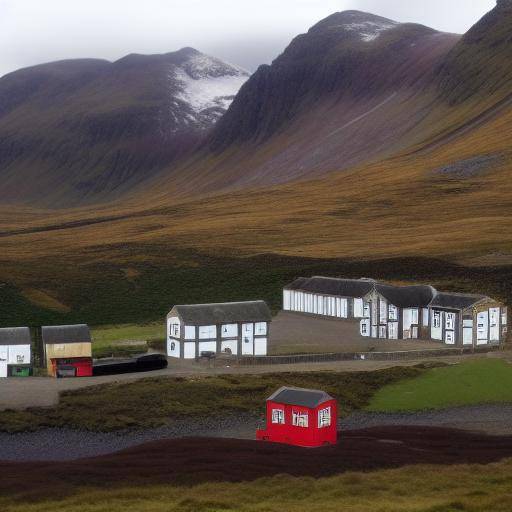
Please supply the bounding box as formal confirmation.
[367,359,512,412]
[2,461,512,512]
[1,56,512,328]
[0,366,423,433]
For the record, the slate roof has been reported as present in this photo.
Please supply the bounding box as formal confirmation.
[169,301,271,325]
[284,277,375,298]
[375,283,436,308]
[430,292,489,310]
[42,324,91,345]
[0,327,31,346]
[267,387,334,408]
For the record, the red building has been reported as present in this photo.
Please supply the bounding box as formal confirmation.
[256,387,337,447]
[51,357,93,378]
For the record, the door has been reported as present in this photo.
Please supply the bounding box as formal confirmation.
[0,346,8,378]
[489,308,500,342]
[388,322,399,340]
[477,311,489,345]
[242,323,254,355]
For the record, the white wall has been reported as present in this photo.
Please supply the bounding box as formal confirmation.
[7,345,31,365]
[254,337,267,356]
[167,338,180,358]
[221,340,238,355]
[198,341,217,355]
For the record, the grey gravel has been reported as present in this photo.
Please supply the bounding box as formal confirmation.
[2,404,512,462]
[340,404,512,436]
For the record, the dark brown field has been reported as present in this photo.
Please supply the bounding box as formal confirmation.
[2,427,512,500]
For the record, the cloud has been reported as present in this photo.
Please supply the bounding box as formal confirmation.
[0,0,497,77]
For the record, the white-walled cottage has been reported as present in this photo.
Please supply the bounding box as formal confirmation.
[0,327,32,378]
[167,301,272,359]
[283,277,507,347]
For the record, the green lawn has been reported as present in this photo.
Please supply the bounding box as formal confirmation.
[367,359,512,412]
[90,323,165,358]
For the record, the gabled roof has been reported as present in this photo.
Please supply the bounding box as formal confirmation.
[169,301,271,325]
[375,283,436,308]
[284,277,375,298]
[42,324,91,344]
[430,292,489,310]
[0,327,31,346]
[267,387,334,408]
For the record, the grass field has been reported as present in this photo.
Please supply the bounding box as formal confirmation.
[2,460,512,512]
[90,323,164,357]
[367,359,512,412]
[0,366,424,433]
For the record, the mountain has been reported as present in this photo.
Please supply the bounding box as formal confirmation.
[165,11,460,194]
[437,0,512,104]
[0,48,249,206]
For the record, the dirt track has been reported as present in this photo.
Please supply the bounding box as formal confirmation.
[1,426,512,499]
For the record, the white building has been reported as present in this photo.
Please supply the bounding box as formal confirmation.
[166,301,272,359]
[283,277,507,347]
[0,327,32,378]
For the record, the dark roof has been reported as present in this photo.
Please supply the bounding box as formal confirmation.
[284,277,375,298]
[42,324,91,344]
[169,301,271,325]
[375,283,436,308]
[430,292,489,310]
[0,327,31,346]
[267,387,334,408]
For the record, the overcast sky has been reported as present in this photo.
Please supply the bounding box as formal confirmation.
[0,0,497,78]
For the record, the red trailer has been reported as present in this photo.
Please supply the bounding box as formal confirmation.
[51,357,93,378]
[256,387,337,447]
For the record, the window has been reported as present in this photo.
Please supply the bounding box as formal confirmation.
[410,309,419,325]
[422,308,429,327]
[318,407,331,428]
[380,299,387,323]
[272,409,285,424]
[198,325,216,339]
[363,302,370,318]
[255,322,267,335]
[170,342,176,351]
[184,325,195,340]
[221,324,238,338]
[353,298,364,318]
[292,411,308,428]
[379,326,387,338]
[360,320,369,336]
[445,313,455,330]
[388,305,398,321]
[433,311,441,328]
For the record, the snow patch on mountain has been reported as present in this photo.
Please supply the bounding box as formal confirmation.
[170,52,250,128]
[344,20,398,42]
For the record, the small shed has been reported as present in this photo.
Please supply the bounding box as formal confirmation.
[167,301,272,359]
[256,387,337,447]
[42,324,93,377]
[0,327,32,378]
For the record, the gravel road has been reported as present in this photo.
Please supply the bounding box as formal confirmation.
[2,404,511,462]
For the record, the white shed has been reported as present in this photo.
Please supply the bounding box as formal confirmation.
[0,327,32,378]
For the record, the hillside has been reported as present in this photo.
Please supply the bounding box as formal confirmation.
[1,3,512,327]
[0,48,249,207]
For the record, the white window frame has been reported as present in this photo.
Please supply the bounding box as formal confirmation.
[221,324,238,338]
[388,305,398,321]
[353,298,364,318]
[198,325,216,339]
[318,406,331,428]
[445,312,455,330]
[184,325,196,340]
[255,322,267,335]
[292,411,308,428]
[272,409,285,424]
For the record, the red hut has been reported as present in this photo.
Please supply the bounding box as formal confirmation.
[256,387,337,447]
